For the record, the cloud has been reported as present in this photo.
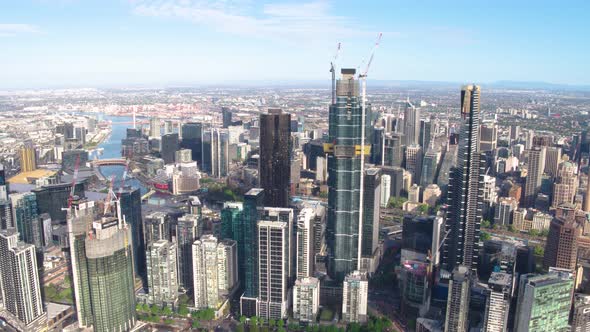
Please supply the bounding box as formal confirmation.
[131,0,374,41]
[0,24,42,37]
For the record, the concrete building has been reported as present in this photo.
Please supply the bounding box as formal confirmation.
[405,144,423,185]
[176,213,203,292]
[380,174,391,208]
[149,117,161,138]
[482,272,512,332]
[144,211,170,244]
[494,197,518,226]
[19,145,37,172]
[479,120,498,152]
[544,146,562,177]
[572,293,590,332]
[523,146,546,207]
[296,208,315,279]
[543,216,582,270]
[292,277,320,323]
[422,184,441,207]
[444,265,470,332]
[146,240,178,307]
[0,229,45,328]
[192,235,238,310]
[342,270,368,323]
[403,100,420,146]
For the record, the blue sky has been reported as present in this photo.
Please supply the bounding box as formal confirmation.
[1,0,589,88]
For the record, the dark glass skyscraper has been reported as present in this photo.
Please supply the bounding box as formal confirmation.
[326,69,370,281]
[181,122,203,165]
[259,109,291,208]
[222,107,233,128]
[32,182,85,222]
[240,188,264,317]
[443,85,484,274]
[161,133,179,164]
[118,187,146,288]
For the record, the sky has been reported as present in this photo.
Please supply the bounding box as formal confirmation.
[1,0,589,88]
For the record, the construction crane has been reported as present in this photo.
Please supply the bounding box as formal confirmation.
[67,155,81,209]
[117,159,130,198]
[357,32,382,270]
[330,42,342,105]
[103,175,116,215]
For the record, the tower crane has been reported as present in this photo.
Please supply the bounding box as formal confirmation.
[357,32,382,270]
[330,42,342,105]
[117,159,130,198]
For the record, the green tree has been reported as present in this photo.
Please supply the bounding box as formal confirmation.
[162,305,173,316]
[277,319,284,328]
[534,245,545,256]
[150,305,161,315]
[269,318,276,328]
[164,318,174,324]
[278,328,286,332]
[250,316,258,326]
[417,204,429,214]
[507,225,516,233]
[177,304,189,316]
[135,304,143,312]
[480,231,491,241]
[481,219,491,228]
[529,229,540,237]
[239,316,247,324]
[192,320,200,329]
[388,196,407,209]
[236,323,245,332]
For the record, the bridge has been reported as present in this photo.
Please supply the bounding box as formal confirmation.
[91,158,128,167]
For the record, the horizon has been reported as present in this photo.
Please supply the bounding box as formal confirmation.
[1,1,590,89]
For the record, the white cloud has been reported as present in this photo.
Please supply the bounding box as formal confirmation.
[131,0,373,41]
[0,24,41,37]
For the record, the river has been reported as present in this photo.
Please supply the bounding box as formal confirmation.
[95,114,149,195]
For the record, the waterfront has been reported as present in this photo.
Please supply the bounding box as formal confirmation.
[96,114,149,195]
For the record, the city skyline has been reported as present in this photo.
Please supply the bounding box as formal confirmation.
[1,1,590,88]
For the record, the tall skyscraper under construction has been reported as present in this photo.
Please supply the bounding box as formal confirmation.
[443,85,484,273]
[326,68,371,281]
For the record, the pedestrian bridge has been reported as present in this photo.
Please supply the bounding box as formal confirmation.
[91,158,128,167]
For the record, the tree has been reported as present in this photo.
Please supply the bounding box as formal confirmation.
[388,196,407,209]
[239,316,247,324]
[480,231,491,241]
[192,320,200,329]
[269,318,276,328]
[135,304,143,312]
[481,219,491,228]
[417,204,429,214]
[162,306,173,316]
[177,304,189,316]
[250,316,258,326]
[277,319,284,328]
[534,245,545,257]
[164,318,174,325]
[150,305,161,315]
[507,225,516,233]
[529,229,540,237]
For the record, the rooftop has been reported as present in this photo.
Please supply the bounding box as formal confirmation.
[7,169,57,184]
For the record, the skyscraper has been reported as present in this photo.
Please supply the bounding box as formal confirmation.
[10,192,41,248]
[479,120,498,152]
[202,128,229,178]
[181,122,204,166]
[482,272,512,332]
[543,216,582,270]
[420,148,440,188]
[257,218,290,320]
[149,117,161,138]
[176,213,203,292]
[403,99,420,146]
[342,270,369,323]
[383,132,404,167]
[494,197,518,226]
[523,146,547,207]
[572,293,590,332]
[119,187,146,288]
[222,107,233,128]
[326,69,369,281]
[144,211,171,244]
[0,229,45,328]
[240,188,264,317]
[19,144,37,172]
[405,144,423,185]
[146,240,178,306]
[259,108,291,208]
[296,207,315,279]
[444,265,470,332]
[380,174,391,208]
[361,168,381,271]
[161,133,180,164]
[544,146,562,177]
[192,235,238,310]
[32,182,84,222]
[443,85,484,273]
[515,271,573,331]
[68,198,136,332]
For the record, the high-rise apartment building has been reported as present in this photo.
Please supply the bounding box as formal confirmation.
[296,207,315,279]
[383,132,404,167]
[523,146,546,207]
[362,168,381,270]
[176,213,202,292]
[146,240,178,306]
[144,211,171,244]
[10,192,41,249]
[444,265,470,332]
[326,69,370,281]
[192,235,238,310]
[405,144,423,184]
[257,211,292,320]
[443,85,484,273]
[161,133,180,164]
[552,160,578,208]
[149,117,161,138]
[514,271,573,332]
[259,108,291,208]
[420,148,440,188]
[482,272,512,332]
[292,277,320,323]
[0,229,45,327]
[403,100,420,146]
[342,270,369,323]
